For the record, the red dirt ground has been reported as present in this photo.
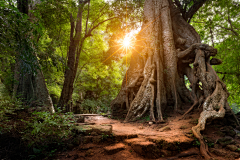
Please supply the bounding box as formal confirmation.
[53,110,240,160]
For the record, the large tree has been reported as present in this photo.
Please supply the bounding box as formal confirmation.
[12,0,55,113]
[57,0,116,111]
[110,0,239,158]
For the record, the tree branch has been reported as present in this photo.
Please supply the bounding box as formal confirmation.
[90,3,109,29]
[186,0,207,23]
[86,17,118,38]
[216,25,239,37]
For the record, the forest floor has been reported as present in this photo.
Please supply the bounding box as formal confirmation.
[53,106,240,160]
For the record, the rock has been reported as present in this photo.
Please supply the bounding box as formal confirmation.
[131,141,160,158]
[91,124,112,135]
[210,148,227,156]
[74,125,93,135]
[217,137,235,147]
[210,148,239,158]
[149,122,153,125]
[220,126,236,137]
[104,143,126,155]
[92,135,102,144]
[226,145,238,152]
[75,124,112,136]
[159,126,171,132]
[147,136,194,151]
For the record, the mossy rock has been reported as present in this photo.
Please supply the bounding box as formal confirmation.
[226,145,238,152]
[217,137,235,147]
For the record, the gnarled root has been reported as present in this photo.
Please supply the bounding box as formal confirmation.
[192,81,227,159]
[125,59,155,122]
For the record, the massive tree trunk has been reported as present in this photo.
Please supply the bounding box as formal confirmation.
[13,0,55,113]
[111,0,200,121]
[111,0,238,158]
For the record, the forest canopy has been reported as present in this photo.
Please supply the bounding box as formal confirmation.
[1,0,239,112]
[0,0,240,158]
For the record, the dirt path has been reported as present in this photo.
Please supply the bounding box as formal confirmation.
[53,112,240,160]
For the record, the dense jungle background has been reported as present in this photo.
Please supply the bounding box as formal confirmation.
[0,0,240,159]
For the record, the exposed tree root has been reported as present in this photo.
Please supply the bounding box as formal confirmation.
[180,100,199,120]
[191,48,228,159]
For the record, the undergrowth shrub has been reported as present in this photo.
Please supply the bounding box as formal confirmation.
[23,111,76,159]
[0,91,78,159]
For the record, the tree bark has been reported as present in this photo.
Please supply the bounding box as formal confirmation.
[13,0,55,113]
[111,1,237,158]
[111,0,200,121]
[57,1,89,112]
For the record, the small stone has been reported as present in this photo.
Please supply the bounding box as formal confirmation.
[159,126,171,132]
[226,145,238,152]
[149,122,153,125]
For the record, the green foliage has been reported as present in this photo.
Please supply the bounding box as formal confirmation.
[191,0,240,106]
[136,115,150,122]
[22,111,75,147]
[193,138,201,146]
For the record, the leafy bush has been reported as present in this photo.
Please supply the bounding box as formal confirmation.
[81,99,110,114]
[22,111,75,146]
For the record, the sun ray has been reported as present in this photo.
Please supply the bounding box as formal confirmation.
[135,45,160,50]
[101,46,124,64]
[132,48,147,59]
[131,53,136,64]
[109,44,123,48]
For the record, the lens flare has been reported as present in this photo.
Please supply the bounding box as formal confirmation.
[123,36,131,48]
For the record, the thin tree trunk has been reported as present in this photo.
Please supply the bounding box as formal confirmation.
[57,1,86,112]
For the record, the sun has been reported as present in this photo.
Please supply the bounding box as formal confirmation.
[123,36,131,48]
[119,34,134,51]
